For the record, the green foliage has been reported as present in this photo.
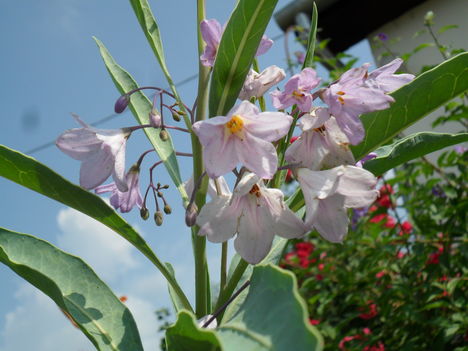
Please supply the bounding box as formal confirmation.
[0,145,193,312]
[282,147,468,350]
[351,52,468,160]
[209,0,278,117]
[364,131,468,175]
[0,227,143,351]
[167,265,323,351]
[301,2,318,70]
[166,311,222,351]
[94,38,189,205]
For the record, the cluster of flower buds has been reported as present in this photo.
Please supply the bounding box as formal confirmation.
[55,18,414,265]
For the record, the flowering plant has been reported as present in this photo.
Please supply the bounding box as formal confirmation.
[0,1,467,350]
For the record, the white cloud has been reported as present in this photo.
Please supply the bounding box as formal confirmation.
[56,207,138,282]
[0,284,92,351]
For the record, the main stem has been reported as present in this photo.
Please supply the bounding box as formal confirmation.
[192,0,211,318]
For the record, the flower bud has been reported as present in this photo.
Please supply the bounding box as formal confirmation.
[424,11,434,26]
[164,204,172,214]
[171,110,181,122]
[114,95,130,113]
[154,211,164,226]
[185,203,198,227]
[140,207,149,220]
[157,191,163,198]
[159,129,169,141]
[149,109,162,128]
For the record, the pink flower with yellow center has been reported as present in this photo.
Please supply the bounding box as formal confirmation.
[192,101,292,179]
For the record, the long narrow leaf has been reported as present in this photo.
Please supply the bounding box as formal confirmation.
[0,145,192,311]
[364,131,468,175]
[302,2,318,69]
[209,0,279,117]
[128,0,190,124]
[0,227,143,351]
[94,37,189,205]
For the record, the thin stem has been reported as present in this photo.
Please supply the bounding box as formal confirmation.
[202,280,250,328]
[192,0,211,318]
[214,258,249,321]
[425,24,449,60]
[220,242,228,292]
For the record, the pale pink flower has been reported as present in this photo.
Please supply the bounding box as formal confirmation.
[56,114,130,191]
[192,101,292,179]
[270,68,320,112]
[296,166,378,242]
[239,65,286,100]
[196,173,307,264]
[320,64,394,145]
[285,107,355,170]
[95,165,143,213]
[184,176,231,199]
[365,58,414,93]
[200,19,273,67]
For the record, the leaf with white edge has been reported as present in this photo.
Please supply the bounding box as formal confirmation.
[209,0,279,117]
[94,37,189,205]
[128,0,189,123]
[302,2,318,69]
[0,227,143,351]
[0,145,193,312]
[166,310,222,351]
[364,132,468,175]
[218,265,323,351]
[352,52,468,160]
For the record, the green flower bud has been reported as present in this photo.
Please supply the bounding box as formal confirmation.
[164,204,172,214]
[140,207,149,220]
[171,110,181,122]
[154,211,164,226]
[159,129,169,141]
[424,11,434,26]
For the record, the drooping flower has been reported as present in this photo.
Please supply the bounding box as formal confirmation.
[296,165,379,242]
[200,19,273,67]
[320,64,394,145]
[365,58,415,93]
[95,164,143,213]
[196,173,306,264]
[192,101,292,179]
[285,107,355,170]
[56,114,130,191]
[239,65,286,100]
[270,68,320,112]
[184,175,231,199]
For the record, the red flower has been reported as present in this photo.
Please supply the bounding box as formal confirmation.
[384,216,396,228]
[296,242,314,255]
[119,296,128,303]
[339,335,359,350]
[375,271,386,279]
[316,274,324,281]
[359,301,378,319]
[309,318,320,325]
[318,263,325,271]
[401,221,412,234]
[379,184,393,195]
[377,194,392,208]
[364,342,385,351]
[396,251,405,259]
[362,327,372,335]
[370,214,386,223]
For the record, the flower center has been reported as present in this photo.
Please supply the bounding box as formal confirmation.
[226,115,244,134]
[337,91,345,105]
[292,90,305,99]
[249,184,261,198]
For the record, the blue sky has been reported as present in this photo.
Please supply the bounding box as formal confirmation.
[0,1,374,350]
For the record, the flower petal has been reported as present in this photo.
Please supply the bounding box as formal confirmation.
[244,111,292,142]
[79,147,115,189]
[313,195,348,243]
[236,133,278,179]
[197,196,239,243]
[337,166,379,208]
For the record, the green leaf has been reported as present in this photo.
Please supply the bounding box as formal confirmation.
[0,145,193,312]
[438,24,458,34]
[218,265,323,351]
[352,52,468,160]
[166,310,222,351]
[209,0,279,117]
[0,227,143,351]
[364,132,468,175]
[165,262,186,313]
[94,37,189,205]
[128,0,189,123]
[302,2,318,69]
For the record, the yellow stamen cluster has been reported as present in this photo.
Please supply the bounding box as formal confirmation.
[249,184,261,198]
[226,115,244,134]
[292,90,305,99]
[337,91,346,105]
